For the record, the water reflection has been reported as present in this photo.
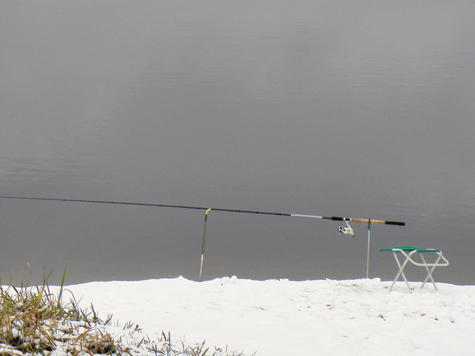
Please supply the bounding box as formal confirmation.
[0,0,474,285]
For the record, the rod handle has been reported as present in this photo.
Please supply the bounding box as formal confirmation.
[350,217,406,226]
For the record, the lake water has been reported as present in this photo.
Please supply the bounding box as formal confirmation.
[1,0,474,286]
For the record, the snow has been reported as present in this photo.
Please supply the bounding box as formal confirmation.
[62,277,474,356]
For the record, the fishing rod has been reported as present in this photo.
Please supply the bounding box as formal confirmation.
[0,195,405,280]
[0,195,405,224]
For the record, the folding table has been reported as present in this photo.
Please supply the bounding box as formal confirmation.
[379,246,449,292]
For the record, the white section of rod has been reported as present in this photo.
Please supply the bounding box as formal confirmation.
[290,214,324,219]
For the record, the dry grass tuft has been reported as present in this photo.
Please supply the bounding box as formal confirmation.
[0,270,249,356]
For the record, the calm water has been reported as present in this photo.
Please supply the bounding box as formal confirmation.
[1,0,474,286]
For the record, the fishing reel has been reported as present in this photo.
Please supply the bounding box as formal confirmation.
[338,221,355,237]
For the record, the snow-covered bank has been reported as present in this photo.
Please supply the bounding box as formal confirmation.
[62,277,474,356]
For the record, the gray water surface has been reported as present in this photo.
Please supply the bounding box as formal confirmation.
[1,0,474,286]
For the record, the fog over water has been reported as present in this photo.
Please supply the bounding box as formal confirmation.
[1,0,474,285]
